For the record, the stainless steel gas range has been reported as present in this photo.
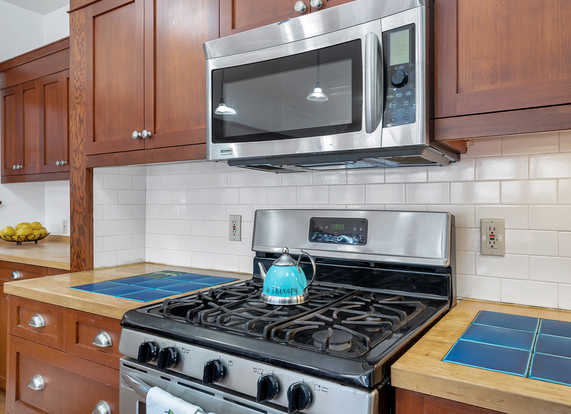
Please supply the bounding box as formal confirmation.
[118,209,456,414]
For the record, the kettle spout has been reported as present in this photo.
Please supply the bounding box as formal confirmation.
[257,262,267,281]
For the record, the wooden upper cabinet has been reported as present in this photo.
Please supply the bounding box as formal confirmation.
[0,38,70,183]
[85,0,218,157]
[220,0,355,38]
[434,0,571,140]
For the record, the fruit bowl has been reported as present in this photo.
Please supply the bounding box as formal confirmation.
[0,232,50,245]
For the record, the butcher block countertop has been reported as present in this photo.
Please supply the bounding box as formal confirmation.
[4,262,250,320]
[0,235,70,270]
[392,299,571,414]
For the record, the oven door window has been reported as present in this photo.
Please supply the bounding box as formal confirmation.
[212,40,362,144]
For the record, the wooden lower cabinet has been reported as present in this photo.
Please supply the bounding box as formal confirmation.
[6,296,122,413]
[396,388,504,414]
[0,262,65,390]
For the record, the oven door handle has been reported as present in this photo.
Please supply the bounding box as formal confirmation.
[364,31,383,134]
[121,372,151,399]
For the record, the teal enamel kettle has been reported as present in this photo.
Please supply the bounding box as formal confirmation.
[258,247,317,305]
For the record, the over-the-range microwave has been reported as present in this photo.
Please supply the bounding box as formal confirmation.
[204,0,459,172]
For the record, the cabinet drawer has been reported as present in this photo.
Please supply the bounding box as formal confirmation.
[0,261,47,283]
[7,336,119,414]
[66,310,122,369]
[8,296,65,350]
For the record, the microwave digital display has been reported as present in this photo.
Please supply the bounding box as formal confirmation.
[389,29,410,66]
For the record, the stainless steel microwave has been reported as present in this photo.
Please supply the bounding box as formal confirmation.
[204,0,459,172]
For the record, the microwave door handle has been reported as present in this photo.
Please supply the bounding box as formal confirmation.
[364,32,382,134]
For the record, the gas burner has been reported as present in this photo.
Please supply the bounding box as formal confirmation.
[312,328,353,352]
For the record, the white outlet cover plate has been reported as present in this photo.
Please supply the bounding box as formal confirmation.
[480,218,505,256]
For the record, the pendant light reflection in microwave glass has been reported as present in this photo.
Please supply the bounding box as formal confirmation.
[307,51,329,102]
[214,70,236,115]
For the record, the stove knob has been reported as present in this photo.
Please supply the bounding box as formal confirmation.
[137,341,158,363]
[287,382,312,413]
[256,374,280,402]
[157,347,179,370]
[203,359,225,385]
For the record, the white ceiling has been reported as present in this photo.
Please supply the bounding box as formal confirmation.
[2,0,68,15]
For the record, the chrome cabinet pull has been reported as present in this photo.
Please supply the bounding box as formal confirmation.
[10,271,22,280]
[28,313,45,328]
[141,130,152,139]
[132,131,142,139]
[56,160,67,166]
[294,1,307,13]
[28,374,45,391]
[92,400,111,414]
[13,164,23,170]
[92,330,113,348]
[310,0,322,8]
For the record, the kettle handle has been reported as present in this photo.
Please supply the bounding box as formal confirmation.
[297,250,317,288]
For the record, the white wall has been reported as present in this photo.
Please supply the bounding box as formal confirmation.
[0,1,70,235]
[94,131,571,311]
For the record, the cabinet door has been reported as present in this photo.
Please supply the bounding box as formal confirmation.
[220,0,301,38]
[434,0,571,118]
[1,86,21,177]
[21,80,41,175]
[86,0,145,155]
[40,70,70,173]
[145,0,219,149]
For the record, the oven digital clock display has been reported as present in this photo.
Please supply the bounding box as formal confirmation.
[309,217,368,245]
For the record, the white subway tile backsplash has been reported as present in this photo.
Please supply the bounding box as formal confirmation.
[428,158,474,182]
[475,156,528,181]
[91,131,571,310]
[451,182,500,204]
[560,232,571,257]
[457,274,501,302]
[501,279,558,308]
[474,205,528,229]
[530,256,571,283]
[386,166,427,183]
[502,132,559,155]
[529,206,571,231]
[530,153,571,178]
[476,254,529,279]
[406,183,449,204]
[559,179,571,204]
[505,230,558,256]
[366,184,405,204]
[561,131,571,152]
[501,180,557,205]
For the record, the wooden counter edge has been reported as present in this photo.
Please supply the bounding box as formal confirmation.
[391,299,571,414]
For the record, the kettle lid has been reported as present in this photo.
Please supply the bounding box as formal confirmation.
[273,247,297,266]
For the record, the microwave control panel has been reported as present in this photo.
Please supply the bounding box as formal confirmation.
[309,217,368,245]
[382,24,416,128]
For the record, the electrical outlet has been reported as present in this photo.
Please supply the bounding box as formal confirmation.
[229,215,241,241]
[62,219,69,235]
[480,219,505,256]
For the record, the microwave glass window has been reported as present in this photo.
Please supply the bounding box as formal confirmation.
[389,30,410,66]
[212,40,362,144]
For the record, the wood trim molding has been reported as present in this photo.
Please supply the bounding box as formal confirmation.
[435,104,571,141]
[1,171,70,184]
[70,8,94,273]
[0,38,69,72]
[86,144,206,168]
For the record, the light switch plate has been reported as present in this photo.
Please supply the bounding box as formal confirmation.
[480,219,505,256]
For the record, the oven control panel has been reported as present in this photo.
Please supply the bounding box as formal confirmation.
[309,217,368,245]
[120,330,378,414]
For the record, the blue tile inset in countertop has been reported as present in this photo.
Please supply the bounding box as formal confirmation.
[473,310,539,333]
[530,353,571,386]
[443,339,531,376]
[121,289,178,302]
[71,281,124,292]
[539,319,571,339]
[162,282,213,293]
[535,334,571,359]
[460,323,535,351]
[94,285,149,297]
